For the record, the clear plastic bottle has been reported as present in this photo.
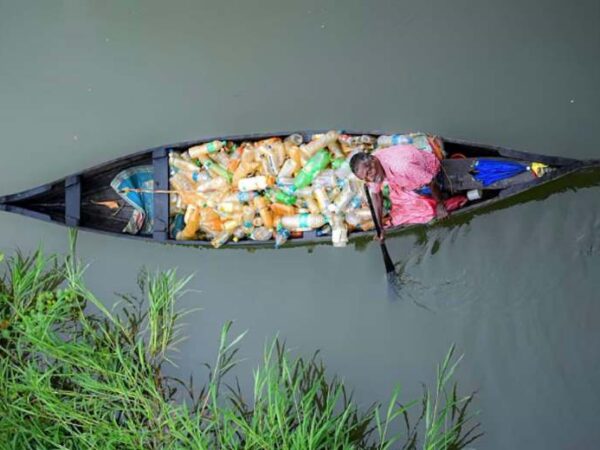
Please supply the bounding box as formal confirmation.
[312,169,337,188]
[238,175,272,192]
[253,196,274,229]
[280,213,325,231]
[302,130,338,157]
[331,184,355,213]
[331,213,348,247]
[313,187,331,213]
[196,177,228,193]
[327,140,344,158]
[250,226,273,241]
[278,158,298,178]
[218,201,243,214]
[211,230,232,248]
[303,195,320,214]
[189,140,225,158]
[232,145,257,185]
[345,208,373,227]
[376,134,413,148]
[221,191,256,203]
[242,206,255,232]
[284,133,304,147]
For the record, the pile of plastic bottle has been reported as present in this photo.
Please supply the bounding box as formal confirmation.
[168,131,426,248]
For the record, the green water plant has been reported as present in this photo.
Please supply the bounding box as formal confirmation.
[0,243,481,449]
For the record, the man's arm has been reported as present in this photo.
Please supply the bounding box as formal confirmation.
[428,180,449,219]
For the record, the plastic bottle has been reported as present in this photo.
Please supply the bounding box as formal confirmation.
[280,213,325,231]
[270,202,297,216]
[293,149,331,190]
[345,208,372,226]
[169,156,204,180]
[313,187,331,212]
[265,188,297,206]
[211,230,232,248]
[327,140,344,158]
[293,187,314,198]
[198,208,223,234]
[176,205,201,240]
[238,175,273,192]
[223,218,242,233]
[253,196,274,229]
[232,145,257,185]
[242,206,255,232]
[274,224,290,248]
[376,135,413,148]
[302,195,320,214]
[250,226,272,241]
[221,191,256,203]
[212,151,231,168]
[312,169,337,188]
[285,143,304,170]
[338,134,361,147]
[189,140,225,158]
[301,130,338,157]
[218,201,243,214]
[197,155,233,183]
[331,184,355,213]
[284,134,303,147]
[276,177,295,188]
[257,148,280,176]
[331,213,348,247]
[196,177,228,193]
[278,158,297,178]
[360,135,376,146]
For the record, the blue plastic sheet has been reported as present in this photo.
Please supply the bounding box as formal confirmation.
[110,166,154,234]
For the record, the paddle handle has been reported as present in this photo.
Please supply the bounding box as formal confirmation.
[364,185,395,274]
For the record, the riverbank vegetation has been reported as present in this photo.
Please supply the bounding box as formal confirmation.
[0,237,481,449]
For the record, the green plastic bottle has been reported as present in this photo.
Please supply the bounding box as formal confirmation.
[266,188,297,206]
[201,159,233,184]
[293,149,331,190]
[331,157,345,170]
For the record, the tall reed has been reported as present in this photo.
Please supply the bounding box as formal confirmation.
[0,243,481,449]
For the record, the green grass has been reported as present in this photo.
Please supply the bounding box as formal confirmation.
[0,238,481,449]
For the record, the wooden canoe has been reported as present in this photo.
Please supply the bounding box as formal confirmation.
[1,131,598,248]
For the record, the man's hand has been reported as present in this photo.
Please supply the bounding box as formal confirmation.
[374,231,385,242]
[436,203,449,219]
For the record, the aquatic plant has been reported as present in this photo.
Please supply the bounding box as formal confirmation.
[0,243,481,449]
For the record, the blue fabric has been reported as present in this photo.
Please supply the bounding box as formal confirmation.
[414,185,432,196]
[473,159,528,187]
[110,166,154,234]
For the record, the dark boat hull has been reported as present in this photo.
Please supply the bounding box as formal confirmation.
[1,131,598,248]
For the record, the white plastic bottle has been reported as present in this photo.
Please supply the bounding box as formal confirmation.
[238,176,270,192]
[280,213,325,231]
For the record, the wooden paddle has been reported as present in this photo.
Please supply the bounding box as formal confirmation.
[364,185,395,279]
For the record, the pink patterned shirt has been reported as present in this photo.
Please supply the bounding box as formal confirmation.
[368,144,440,194]
[368,144,465,226]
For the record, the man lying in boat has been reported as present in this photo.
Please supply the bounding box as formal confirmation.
[350,142,467,239]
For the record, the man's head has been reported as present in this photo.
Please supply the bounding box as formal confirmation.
[350,152,385,183]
